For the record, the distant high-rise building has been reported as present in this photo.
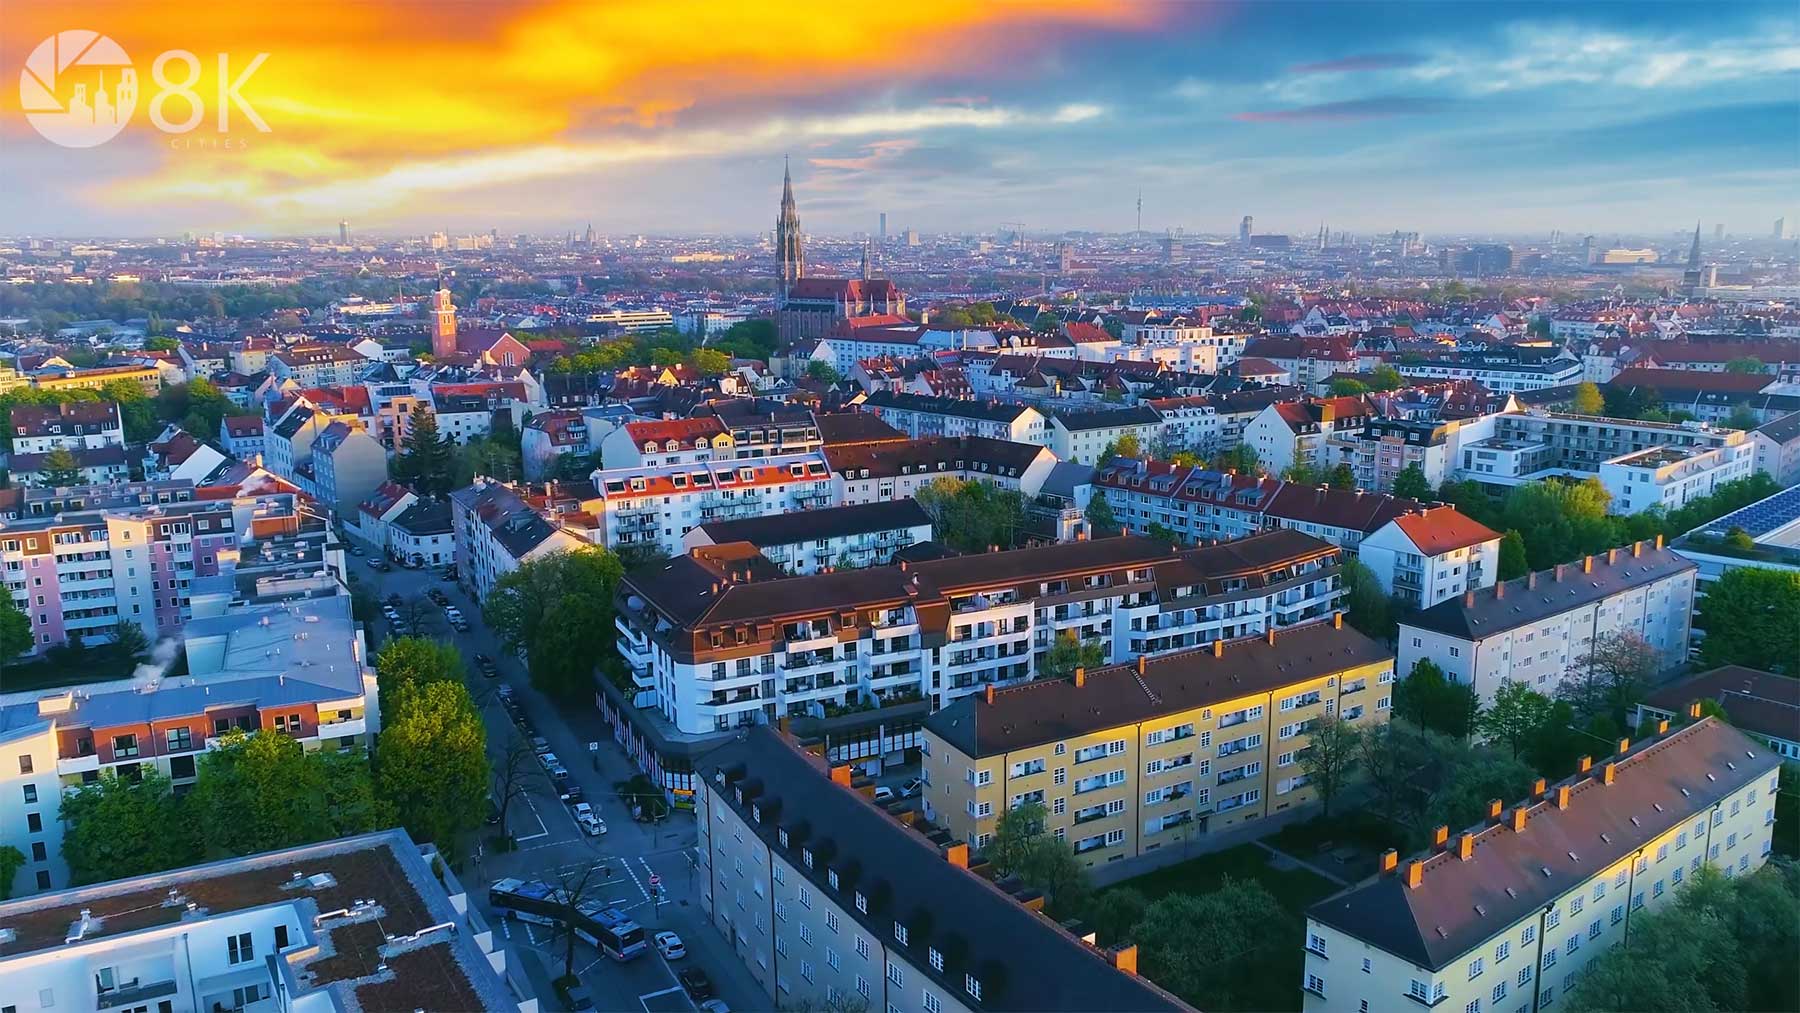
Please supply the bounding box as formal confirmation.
[903,228,920,247]
[1714,223,1724,240]
[775,157,804,302]
[1239,215,1253,243]
[1682,221,1707,295]
[429,282,457,358]
[1776,218,1787,240]
[1161,229,1182,263]
[338,220,349,244]
[878,212,887,243]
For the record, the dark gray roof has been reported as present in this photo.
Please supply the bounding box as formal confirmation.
[694,498,930,548]
[1308,718,1779,972]
[1054,405,1162,431]
[392,498,453,535]
[925,619,1390,758]
[863,390,1037,424]
[1754,409,1800,444]
[1401,542,1693,641]
[703,728,1188,1012]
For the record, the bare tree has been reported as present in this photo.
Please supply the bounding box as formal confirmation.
[546,860,614,979]
[1559,631,1661,728]
[1298,714,1361,817]
[491,734,545,840]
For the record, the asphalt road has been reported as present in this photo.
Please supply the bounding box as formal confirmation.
[353,554,771,1013]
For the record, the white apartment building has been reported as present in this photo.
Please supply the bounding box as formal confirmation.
[826,437,1058,506]
[860,391,1048,446]
[1750,410,1800,486]
[1396,356,1583,393]
[448,479,586,601]
[683,499,933,575]
[1597,441,1755,516]
[1396,539,1695,708]
[588,451,839,557]
[1358,506,1501,610]
[0,829,533,1011]
[613,530,1344,737]
[1048,406,1163,465]
[697,728,1183,1013]
[1303,717,1780,1013]
[1122,319,1245,368]
[1143,398,1222,457]
[8,402,124,454]
[1242,397,1371,476]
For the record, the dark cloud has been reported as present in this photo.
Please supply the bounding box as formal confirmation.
[1234,96,1449,123]
[1287,53,1425,75]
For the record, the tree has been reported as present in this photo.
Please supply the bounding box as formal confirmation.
[1212,444,1260,476]
[173,377,232,439]
[804,360,841,384]
[1281,462,1321,485]
[1559,631,1660,727]
[545,860,616,979]
[1114,433,1142,459]
[1390,463,1431,501]
[102,379,161,443]
[1725,402,1761,431]
[1723,356,1765,374]
[1369,364,1403,391]
[1696,566,1800,673]
[191,732,390,859]
[1497,529,1529,580]
[986,801,1091,919]
[456,433,522,485]
[913,478,1028,553]
[689,347,731,376]
[1500,478,1615,571]
[1340,556,1395,642]
[37,447,82,487]
[529,593,610,698]
[1085,491,1119,533]
[1031,310,1061,333]
[375,636,466,712]
[1169,450,1201,468]
[0,596,30,660]
[1039,631,1103,681]
[110,620,150,663]
[1326,463,1357,489]
[395,404,456,496]
[376,679,490,858]
[1570,381,1605,415]
[1081,887,1148,946]
[59,769,199,885]
[1133,878,1296,1012]
[1604,383,1659,420]
[1478,680,1554,759]
[0,844,24,900]
[1329,378,1369,396]
[1298,714,1360,817]
[483,547,624,658]
[1395,658,1480,740]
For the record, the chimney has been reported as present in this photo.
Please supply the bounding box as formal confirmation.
[1457,832,1475,860]
[1687,701,1702,719]
[1379,849,1399,876]
[1553,564,1565,582]
[1616,737,1630,755]
[1556,785,1571,810]
[984,685,995,705]
[1632,540,1642,557]
[1111,944,1139,975]
[1510,806,1528,832]
[1527,572,1538,589]
[944,843,969,869]
[1602,762,1617,785]
[1531,777,1546,797]
[1607,548,1618,564]
[1073,667,1086,688]
[1136,655,1148,675]
[1487,798,1503,820]
[1495,581,1504,600]
[1432,825,1450,848]
[1405,860,1424,889]
[1582,555,1593,574]
[1212,639,1224,658]
[1578,756,1593,773]
[1655,534,1664,550]
[1333,611,1343,629]
[1656,718,1669,735]
[1464,590,1475,607]
[830,764,853,787]
[1267,627,1277,645]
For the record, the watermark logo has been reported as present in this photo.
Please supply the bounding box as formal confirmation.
[19,29,136,148]
[19,29,269,149]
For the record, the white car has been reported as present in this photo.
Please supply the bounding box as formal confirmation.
[873,786,896,803]
[539,751,559,770]
[654,931,686,959]
[698,1000,730,1013]
[572,802,605,835]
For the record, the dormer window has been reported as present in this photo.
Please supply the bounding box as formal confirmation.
[929,948,944,971]
[894,922,908,945]
[779,829,789,847]
[965,974,982,1000]
[752,804,762,824]
[804,849,814,869]
[828,869,840,889]
[855,892,868,913]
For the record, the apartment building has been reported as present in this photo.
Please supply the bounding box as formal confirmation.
[1749,411,1800,486]
[1349,414,1497,492]
[1048,406,1163,465]
[684,499,934,576]
[1397,539,1695,708]
[1122,318,1244,368]
[268,343,368,387]
[8,401,124,454]
[0,595,376,894]
[429,383,533,445]
[1608,367,1798,425]
[1142,397,1221,457]
[826,436,1058,505]
[859,391,1048,446]
[602,417,736,469]
[1303,717,1780,1013]
[612,530,1345,778]
[698,727,1185,1013]
[448,479,586,601]
[1635,665,1800,761]
[218,415,266,459]
[30,364,162,396]
[0,829,532,1009]
[309,419,389,517]
[1359,506,1501,609]
[588,451,839,557]
[1458,409,1749,488]
[1396,354,1583,393]
[521,409,593,479]
[1596,441,1755,515]
[0,491,326,656]
[1242,397,1371,476]
[1671,483,1800,584]
[924,617,1393,863]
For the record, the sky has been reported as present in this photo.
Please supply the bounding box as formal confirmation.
[2,0,1796,240]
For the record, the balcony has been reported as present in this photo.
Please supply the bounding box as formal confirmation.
[57,751,100,776]
[315,715,367,740]
[97,978,179,1010]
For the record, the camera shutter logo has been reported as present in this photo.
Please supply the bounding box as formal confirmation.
[20,29,137,148]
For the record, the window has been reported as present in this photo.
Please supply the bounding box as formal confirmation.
[1307,933,1327,957]
[965,975,982,1001]
[227,931,253,964]
[22,784,36,805]
[1493,982,1507,1004]
[16,755,31,775]
[1588,920,1602,940]
[923,992,942,1013]
[1305,974,1326,997]
[1465,1001,1481,1013]
[1517,966,1532,987]
[1362,958,1372,974]
[1546,909,1560,929]
[855,935,870,960]
[1496,940,1510,962]
[26,813,41,833]
[856,976,870,999]
[894,923,908,945]
[1468,957,1484,980]
[1521,925,1535,945]
[1409,981,1430,1002]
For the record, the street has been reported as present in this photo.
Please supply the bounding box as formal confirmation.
[355,556,770,1013]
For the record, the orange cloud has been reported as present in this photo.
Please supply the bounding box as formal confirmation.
[2,0,1160,224]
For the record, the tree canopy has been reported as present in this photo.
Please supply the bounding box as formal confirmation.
[1696,566,1800,673]
[191,731,389,857]
[376,679,489,857]
[1390,463,1432,501]
[482,547,626,698]
[59,769,199,885]
[914,478,1028,554]
[395,403,457,496]
[1039,631,1103,681]
[1570,381,1605,415]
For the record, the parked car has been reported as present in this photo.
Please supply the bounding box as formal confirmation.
[538,750,559,769]
[531,737,551,755]
[901,778,924,798]
[558,784,585,805]
[573,802,605,836]
[383,593,402,606]
[678,968,715,1001]
[548,765,570,782]
[655,931,686,960]
[347,544,363,556]
[698,1001,730,1013]
[554,977,595,1011]
[873,786,896,803]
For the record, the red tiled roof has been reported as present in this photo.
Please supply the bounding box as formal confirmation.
[1064,322,1114,344]
[622,417,728,444]
[1392,505,1501,556]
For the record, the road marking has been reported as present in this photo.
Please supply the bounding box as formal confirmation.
[499,919,512,939]
[608,897,634,906]
[513,791,551,843]
[618,855,651,902]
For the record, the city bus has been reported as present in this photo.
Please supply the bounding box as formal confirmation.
[488,879,648,961]
[573,902,649,962]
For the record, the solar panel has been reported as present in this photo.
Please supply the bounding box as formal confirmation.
[1699,483,1800,538]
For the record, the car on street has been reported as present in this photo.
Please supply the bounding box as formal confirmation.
[383,593,402,606]
[558,783,585,805]
[698,1001,730,1013]
[531,737,551,755]
[678,967,715,1000]
[901,777,924,798]
[347,544,362,556]
[539,750,559,769]
[655,931,686,960]
[573,803,605,835]
[475,654,497,678]
[554,977,595,1011]
[873,786,896,803]
[549,764,569,782]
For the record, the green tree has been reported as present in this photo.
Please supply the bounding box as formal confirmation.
[1212,444,1260,475]
[374,637,466,713]
[102,379,161,443]
[1477,680,1554,759]
[1558,631,1660,727]
[1039,631,1103,681]
[1500,478,1614,570]
[1169,450,1201,468]
[1326,463,1357,489]
[377,679,489,857]
[1081,887,1148,946]
[1725,402,1761,430]
[529,593,610,698]
[1085,490,1119,533]
[395,403,457,496]
[109,620,150,663]
[456,433,522,485]
[1390,463,1432,501]
[1329,378,1369,396]
[709,319,777,360]
[804,360,841,384]
[59,769,200,885]
[914,478,1029,553]
[37,447,82,487]
[1696,566,1800,673]
[1723,356,1765,374]
[1032,310,1062,333]
[1145,522,1178,544]
[689,347,731,376]
[1570,381,1605,415]
[1298,713,1360,817]
[1497,529,1529,580]
[175,377,232,438]
[483,547,625,659]
[1134,878,1296,1012]
[1340,556,1395,642]
[1395,658,1480,740]
[191,731,325,856]
[1604,383,1659,420]
[1281,461,1321,485]
[0,596,31,660]
[0,844,24,900]
[986,801,1091,919]
[1369,364,1403,391]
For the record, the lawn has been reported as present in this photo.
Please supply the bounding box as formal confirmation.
[1109,841,1338,911]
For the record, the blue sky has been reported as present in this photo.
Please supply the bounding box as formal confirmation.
[2,0,1795,238]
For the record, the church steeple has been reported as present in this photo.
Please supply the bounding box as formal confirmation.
[776,156,804,302]
[860,239,871,281]
[1687,220,1702,269]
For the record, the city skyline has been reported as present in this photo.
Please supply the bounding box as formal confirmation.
[1,0,1796,237]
